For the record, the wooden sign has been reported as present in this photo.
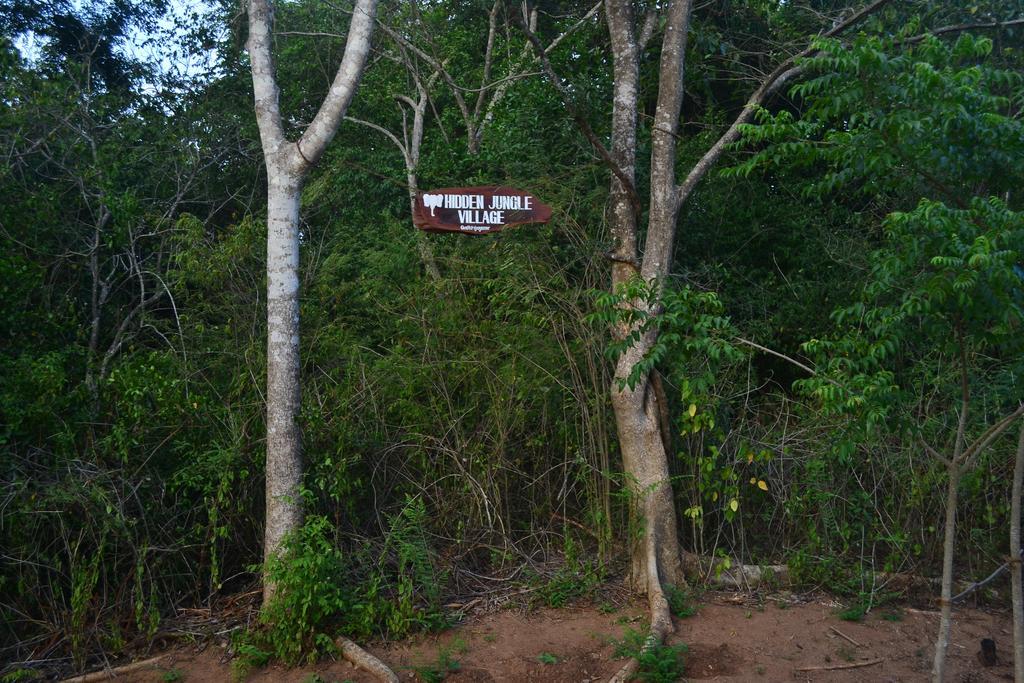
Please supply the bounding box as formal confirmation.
[413,186,552,235]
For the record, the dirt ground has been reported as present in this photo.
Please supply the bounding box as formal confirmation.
[114,591,1014,682]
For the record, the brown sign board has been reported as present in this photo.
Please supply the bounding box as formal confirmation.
[413,186,552,235]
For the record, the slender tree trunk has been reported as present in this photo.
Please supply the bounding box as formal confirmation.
[1012,422,1024,683]
[604,0,639,287]
[618,0,694,594]
[933,460,961,683]
[611,343,686,589]
[408,173,441,280]
[263,171,304,597]
[603,0,688,595]
[247,0,377,604]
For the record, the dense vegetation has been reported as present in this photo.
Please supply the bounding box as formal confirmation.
[0,0,1021,677]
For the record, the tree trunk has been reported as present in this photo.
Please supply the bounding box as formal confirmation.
[617,0,694,594]
[604,0,639,287]
[1012,422,1024,683]
[247,0,378,604]
[603,0,688,596]
[932,460,961,683]
[263,171,304,602]
[611,336,686,590]
[406,159,440,281]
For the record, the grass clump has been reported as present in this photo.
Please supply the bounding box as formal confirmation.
[612,628,687,683]
[664,584,699,618]
[411,638,466,682]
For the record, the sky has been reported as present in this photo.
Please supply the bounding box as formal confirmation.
[13,0,222,82]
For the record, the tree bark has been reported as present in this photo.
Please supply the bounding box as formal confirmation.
[600,9,692,680]
[1012,422,1024,683]
[932,460,960,683]
[263,172,304,592]
[602,0,690,597]
[932,343,970,681]
[603,0,639,287]
[404,75,440,279]
[247,0,378,604]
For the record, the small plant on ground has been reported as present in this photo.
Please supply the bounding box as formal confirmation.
[239,499,449,668]
[533,535,602,608]
[612,628,687,683]
[255,516,350,665]
[664,584,699,618]
[411,639,466,682]
[837,603,866,622]
[537,652,558,664]
[161,670,184,683]
[230,640,271,682]
[838,588,897,622]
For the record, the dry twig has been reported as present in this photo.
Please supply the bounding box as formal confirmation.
[829,625,864,648]
[795,657,883,672]
[59,655,166,683]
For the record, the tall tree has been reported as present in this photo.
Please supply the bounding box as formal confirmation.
[524,1,892,676]
[731,30,1024,682]
[1012,423,1024,683]
[245,0,376,601]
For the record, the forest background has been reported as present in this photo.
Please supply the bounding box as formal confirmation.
[1,0,1022,677]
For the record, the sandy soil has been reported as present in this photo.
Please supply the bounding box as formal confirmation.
[113,591,1014,682]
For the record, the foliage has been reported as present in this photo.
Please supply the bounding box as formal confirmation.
[256,516,351,665]
[664,584,699,619]
[533,536,604,608]
[592,279,742,393]
[612,628,688,683]
[728,33,1022,200]
[410,639,466,683]
[4,0,1024,675]
[799,197,1023,429]
[249,499,448,665]
[731,31,1024,437]
[728,23,1024,612]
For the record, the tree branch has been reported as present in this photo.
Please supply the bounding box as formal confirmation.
[297,0,379,168]
[952,548,1024,603]
[732,336,853,393]
[246,0,286,152]
[472,0,502,123]
[903,17,1024,44]
[919,437,951,467]
[346,116,408,163]
[376,21,472,132]
[951,329,971,462]
[674,0,896,209]
[518,6,643,219]
[961,403,1024,467]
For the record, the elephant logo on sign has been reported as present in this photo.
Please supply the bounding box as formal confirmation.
[422,194,443,216]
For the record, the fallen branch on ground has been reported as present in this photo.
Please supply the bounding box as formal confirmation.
[795,657,884,672]
[335,636,399,683]
[682,550,1009,600]
[830,626,863,648]
[681,550,789,588]
[59,655,166,682]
